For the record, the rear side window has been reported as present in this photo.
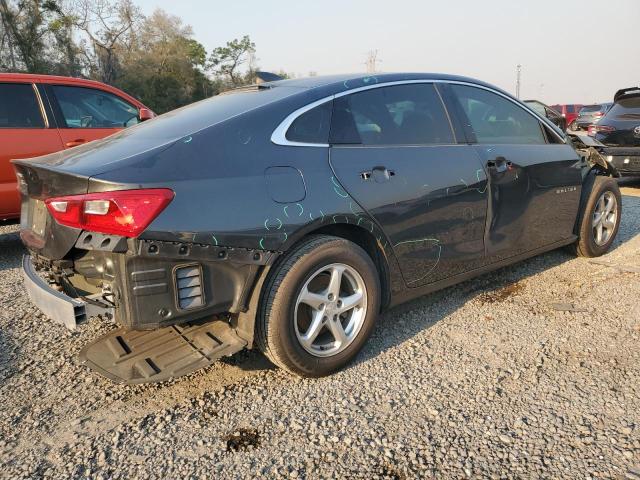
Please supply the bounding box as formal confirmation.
[607,96,640,117]
[451,85,546,145]
[330,83,454,145]
[286,101,332,143]
[51,85,139,128]
[567,105,575,113]
[580,105,602,113]
[0,83,44,128]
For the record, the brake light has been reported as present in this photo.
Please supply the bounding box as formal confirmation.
[45,189,174,237]
[588,125,615,137]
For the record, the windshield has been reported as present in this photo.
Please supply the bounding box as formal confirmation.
[580,105,603,113]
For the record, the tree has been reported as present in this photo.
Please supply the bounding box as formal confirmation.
[66,0,142,83]
[114,9,214,113]
[208,35,255,87]
[0,0,74,72]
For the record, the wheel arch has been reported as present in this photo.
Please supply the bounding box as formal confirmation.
[235,222,396,349]
[308,223,392,310]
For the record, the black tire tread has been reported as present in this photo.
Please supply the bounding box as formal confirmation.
[256,235,365,375]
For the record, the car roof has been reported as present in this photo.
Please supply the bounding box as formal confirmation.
[260,72,507,96]
[0,72,148,109]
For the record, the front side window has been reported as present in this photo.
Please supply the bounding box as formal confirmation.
[0,83,44,128]
[451,85,546,145]
[525,101,546,116]
[330,83,454,145]
[51,85,139,128]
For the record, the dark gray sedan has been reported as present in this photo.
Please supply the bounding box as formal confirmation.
[14,73,622,383]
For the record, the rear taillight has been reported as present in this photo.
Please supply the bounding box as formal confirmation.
[45,189,174,237]
[588,125,615,137]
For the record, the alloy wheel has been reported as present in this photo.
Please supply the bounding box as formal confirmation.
[294,263,367,357]
[592,190,618,246]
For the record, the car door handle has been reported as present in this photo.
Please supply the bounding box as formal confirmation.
[65,139,86,148]
[365,166,395,183]
[487,156,512,173]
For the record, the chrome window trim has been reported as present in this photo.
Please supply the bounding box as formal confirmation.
[270,79,566,147]
[32,83,49,128]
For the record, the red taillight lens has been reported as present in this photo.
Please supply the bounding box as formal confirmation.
[588,124,615,137]
[45,188,174,237]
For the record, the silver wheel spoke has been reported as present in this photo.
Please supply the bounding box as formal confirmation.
[326,265,344,298]
[596,223,604,243]
[604,196,615,215]
[593,211,603,226]
[298,287,326,310]
[299,310,325,349]
[337,291,363,314]
[327,318,348,346]
[603,217,615,230]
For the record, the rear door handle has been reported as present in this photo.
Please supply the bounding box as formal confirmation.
[487,156,512,173]
[65,139,86,148]
[366,166,395,183]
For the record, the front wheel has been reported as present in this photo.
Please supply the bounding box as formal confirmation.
[256,235,381,377]
[573,176,622,257]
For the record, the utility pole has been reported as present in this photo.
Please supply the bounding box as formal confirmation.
[365,50,381,73]
[516,64,522,99]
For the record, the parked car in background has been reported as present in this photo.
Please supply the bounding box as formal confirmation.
[524,100,566,130]
[575,103,612,130]
[15,73,621,384]
[550,104,583,130]
[0,73,154,220]
[586,87,640,176]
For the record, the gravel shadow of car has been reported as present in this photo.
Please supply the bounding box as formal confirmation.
[0,222,23,272]
[349,191,640,369]
[0,328,19,385]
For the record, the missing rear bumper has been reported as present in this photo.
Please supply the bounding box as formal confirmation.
[79,319,247,384]
[22,255,114,329]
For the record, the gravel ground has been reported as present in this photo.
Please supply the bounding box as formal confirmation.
[1,180,639,479]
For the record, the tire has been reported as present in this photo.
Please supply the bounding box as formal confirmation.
[573,176,622,257]
[256,235,381,377]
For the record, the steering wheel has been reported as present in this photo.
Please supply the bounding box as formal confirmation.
[123,113,139,128]
[80,115,95,128]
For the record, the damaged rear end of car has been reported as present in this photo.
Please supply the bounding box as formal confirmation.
[13,84,306,383]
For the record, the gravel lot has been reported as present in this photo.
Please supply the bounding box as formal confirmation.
[1,180,639,479]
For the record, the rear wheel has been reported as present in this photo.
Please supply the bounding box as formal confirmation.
[256,235,380,377]
[573,176,621,257]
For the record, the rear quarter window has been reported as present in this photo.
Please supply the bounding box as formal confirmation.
[286,101,332,143]
[0,83,44,128]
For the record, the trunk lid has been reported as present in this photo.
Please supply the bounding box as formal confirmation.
[12,134,172,259]
[13,160,90,259]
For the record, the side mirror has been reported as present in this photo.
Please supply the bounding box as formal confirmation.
[138,108,154,122]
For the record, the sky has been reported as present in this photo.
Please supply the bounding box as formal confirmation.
[135,0,640,105]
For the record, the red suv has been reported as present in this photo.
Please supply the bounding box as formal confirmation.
[0,73,153,220]
[550,104,583,130]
